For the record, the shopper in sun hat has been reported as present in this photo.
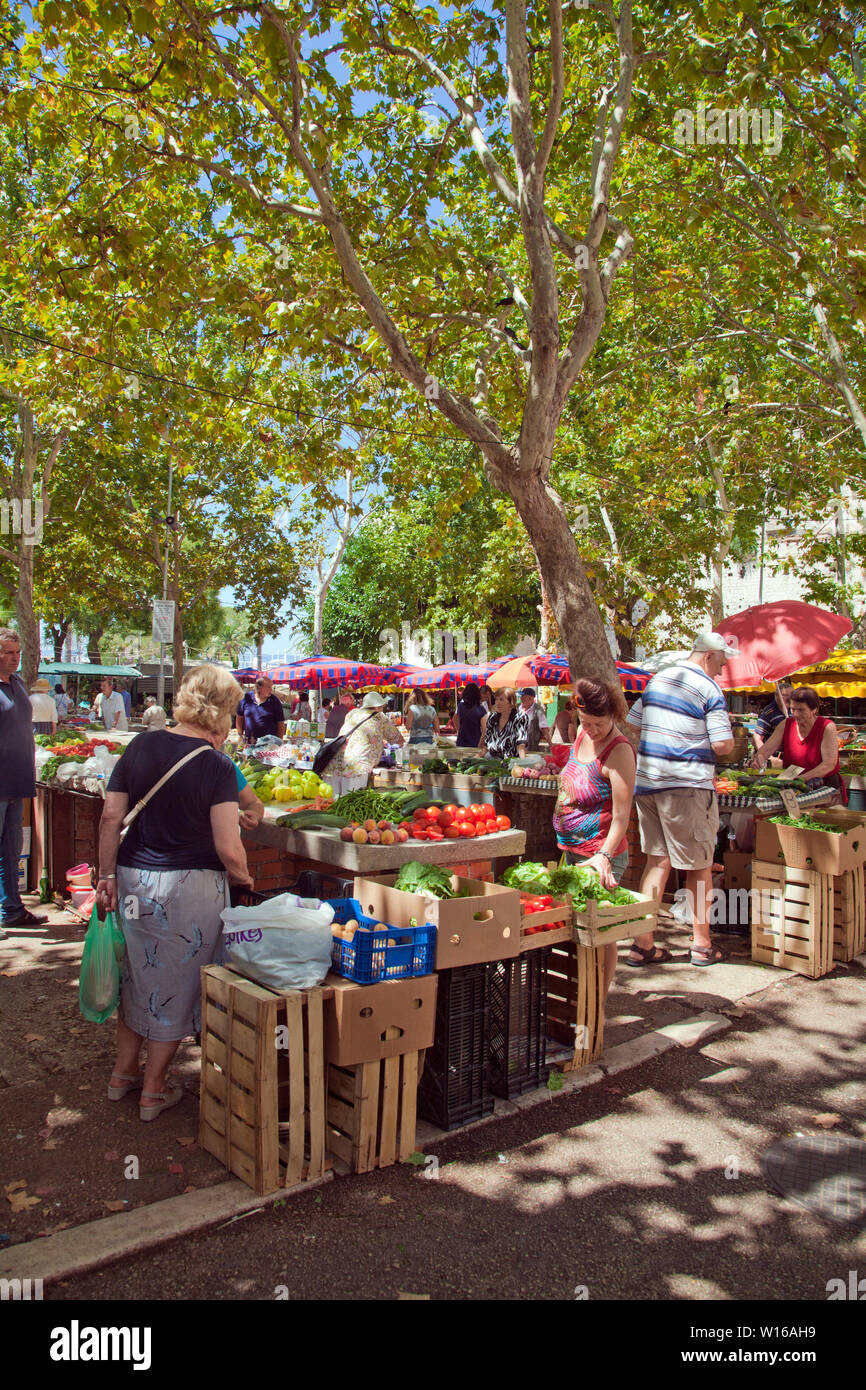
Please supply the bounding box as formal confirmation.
[625,631,736,968]
[30,677,58,735]
[328,690,405,797]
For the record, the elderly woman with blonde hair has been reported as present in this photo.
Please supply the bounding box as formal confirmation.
[96,665,252,1122]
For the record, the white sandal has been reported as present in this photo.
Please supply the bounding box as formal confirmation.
[107,1072,143,1101]
[139,1083,185,1122]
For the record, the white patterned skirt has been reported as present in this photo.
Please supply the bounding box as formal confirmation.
[116,866,229,1041]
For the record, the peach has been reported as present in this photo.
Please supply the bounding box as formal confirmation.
[352,827,368,844]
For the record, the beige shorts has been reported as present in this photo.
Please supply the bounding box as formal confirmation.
[636,789,719,871]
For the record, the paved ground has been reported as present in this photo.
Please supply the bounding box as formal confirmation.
[3,890,865,1305]
[43,965,866,1302]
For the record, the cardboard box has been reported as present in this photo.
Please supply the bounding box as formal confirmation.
[755,809,866,875]
[354,874,521,968]
[723,851,751,893]
[323,972,437,1066]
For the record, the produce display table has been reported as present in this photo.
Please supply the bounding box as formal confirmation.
[249,810,526,878]
[371,768,503,807]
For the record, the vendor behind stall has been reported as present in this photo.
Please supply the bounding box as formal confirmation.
[751,679,793,750]
[751,685,847,804]
[235,676,286,746]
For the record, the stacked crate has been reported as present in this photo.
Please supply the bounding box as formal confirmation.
[199,966,330,1195]
[752,811,866,978]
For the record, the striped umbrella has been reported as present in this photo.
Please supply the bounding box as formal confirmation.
[489,653,651,693]
[264,654,396,689]
[397,659,509,689]
[231,667,264,683]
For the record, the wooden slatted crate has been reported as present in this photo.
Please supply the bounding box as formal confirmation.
[751,862,834,979]
[325,1049,422,1173]
[545,940,605,1070]
[199,965,330,1195]
[834,863,866,962]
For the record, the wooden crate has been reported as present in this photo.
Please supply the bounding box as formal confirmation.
[751,862,834,979]
[834,863,866,962]
[536,858,659,948]
[572,891,660,948]
[519,897,574,953]
[199,965,330,1195]
[325,1049,422,1173]
[545,940,605,1071]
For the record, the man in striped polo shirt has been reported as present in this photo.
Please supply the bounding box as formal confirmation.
[625,632,736,968]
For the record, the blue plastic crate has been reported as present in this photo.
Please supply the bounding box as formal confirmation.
[326,897,436,983]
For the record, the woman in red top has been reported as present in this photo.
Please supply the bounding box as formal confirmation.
[751,686,846,804]
[553,677,637,1001]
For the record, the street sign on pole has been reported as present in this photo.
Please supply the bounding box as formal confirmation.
[152,600,175,645]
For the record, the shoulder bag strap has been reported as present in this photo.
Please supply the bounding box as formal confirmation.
[120,743,211,838]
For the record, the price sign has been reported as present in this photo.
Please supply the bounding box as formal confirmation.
[777,764,805,782]
[151,599,175,644]
[779,787,802,818]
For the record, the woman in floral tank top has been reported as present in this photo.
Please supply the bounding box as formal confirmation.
[552,677,636,1002]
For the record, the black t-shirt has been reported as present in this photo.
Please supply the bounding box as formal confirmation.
[108,731,238,871]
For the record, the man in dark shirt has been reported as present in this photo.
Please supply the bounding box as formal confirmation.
[0,628,44,935]
[753,679,793,750]
[235,676,287,746]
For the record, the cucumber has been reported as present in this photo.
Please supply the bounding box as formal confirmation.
[276,811,350,830]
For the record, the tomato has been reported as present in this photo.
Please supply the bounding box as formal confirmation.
[474,821,489,836]
[495,815,512,831]
[425,807,441,822]
[444,803,460,818]
[444,825,461,839]
[468,804,484,819]
[453,805,470,821]
[413,828,429,840]
[398,820,411,831]
[438,811,453,827]
[413,807,427,819]
[427,828,445,841]
[481,804,497,820]
[458,822,475,837]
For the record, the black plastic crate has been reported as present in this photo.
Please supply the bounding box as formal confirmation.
[229,870,354,910]
[417,964,493,1132]
[487,949,550,1098]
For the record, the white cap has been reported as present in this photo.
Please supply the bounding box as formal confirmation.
[692,631,739,659]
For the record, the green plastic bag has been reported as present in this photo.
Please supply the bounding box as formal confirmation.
[79,905,125,1024]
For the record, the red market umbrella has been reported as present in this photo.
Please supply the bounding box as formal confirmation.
[714,602,853,690]
[231,667,264,683]
[265,655,395,689]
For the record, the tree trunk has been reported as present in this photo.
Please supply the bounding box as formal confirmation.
[256,632,264,670]
[87,625,104,664]
[507,473,619,683]
[618,631,636,662]
[170,582,185,693]
[16,543,40,687]
[47,619,70,663]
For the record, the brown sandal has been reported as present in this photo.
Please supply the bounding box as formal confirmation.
[626,944,673,968]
